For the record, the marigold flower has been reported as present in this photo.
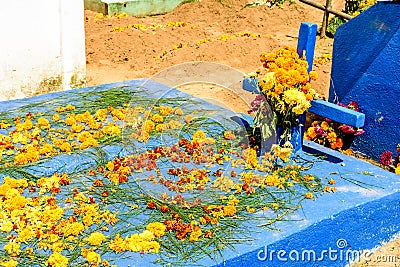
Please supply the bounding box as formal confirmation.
[223,205,237,217]
[65,115,76,126]
[146,222,166,238]
[38,117,50,128]
[71,123,85,133]
[305,192,314,199]
[184,115,193,123]
[189,226,202,242]
[4,242,21,257]
[223,130,236,140]
[0,259,18,267]
[395,164,400,175]
[46,252,68,267]
[85,251,101,266]
[160,205,170,213]
[86,232,106,246]
[102,123,121,135]
[309,70,318,81]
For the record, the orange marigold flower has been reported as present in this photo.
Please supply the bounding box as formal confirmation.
[160,205,170,213]
[223,205,237,217]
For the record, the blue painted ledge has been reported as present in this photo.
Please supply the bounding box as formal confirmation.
[308,99,365,128]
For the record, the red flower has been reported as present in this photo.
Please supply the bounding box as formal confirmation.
[147,202,156,209]
[160,205,170,213]
[380,151,393,166]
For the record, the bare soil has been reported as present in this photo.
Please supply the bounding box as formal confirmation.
[84,0,337,103]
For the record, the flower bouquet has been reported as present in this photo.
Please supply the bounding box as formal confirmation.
[304,101,365,151]
[249,46,319,152]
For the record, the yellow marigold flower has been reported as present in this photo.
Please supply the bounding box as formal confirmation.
[23,118,33,130]
[264,174,282,187]
[223,205,237,217]
[184,115,193,123]
[0,221,13,232]
[106,161,114,171]
[87,232,106,246]
[63,222,84,237]
[305,127,317,140]
[212,175,234,192]
[173,107,184,116]
[85,251,101,266]
[79,138,99,150]
[71,123,85,133]
[39,143,56,156]
[271,144,292,162]
[94,109,108,122]
[246,206,256,213]
[146,222,166,238]
[17,227,35,243]
[189,226,202,242]
[46,252,68,267]
[192,130,206,141]
[159,106,173,116]
[108,234,125,253]
[305,192,314,199]
[4,242,21,257]
[321,121,329,131]
[38,117,50,128]
[40,207,64,224]
[260,72,275,93]
[155,124,165,132]
[151,114,164,123]
[0,259,18,267]
[65,104,75,111]
[144,120,155,132]
[395,164,400,175]
[65,115,76,126]
[102,123,121,135]
[309,70,318,81]
[58,141,72,152]
[223,130,236,140]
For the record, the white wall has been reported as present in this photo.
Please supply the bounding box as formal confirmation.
[0,0,86,101]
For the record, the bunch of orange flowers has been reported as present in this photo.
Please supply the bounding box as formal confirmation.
[258,46,319,128]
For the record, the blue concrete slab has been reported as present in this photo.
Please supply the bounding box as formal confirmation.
[0,79,399,267]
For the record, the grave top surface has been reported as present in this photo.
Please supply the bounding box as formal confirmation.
[0,79,399,267]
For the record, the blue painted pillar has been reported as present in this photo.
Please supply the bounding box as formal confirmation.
[297,22,318,72]
[296,22,318,147]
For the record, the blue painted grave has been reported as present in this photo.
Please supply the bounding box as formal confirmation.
[0,78,399,267]
[329,2,400,160]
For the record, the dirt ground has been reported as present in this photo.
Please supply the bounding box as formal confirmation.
[84,0,337,103]
[83,0,400,265]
